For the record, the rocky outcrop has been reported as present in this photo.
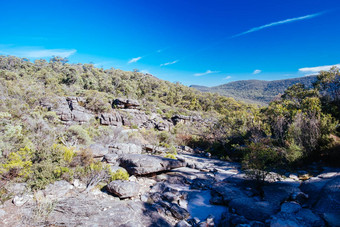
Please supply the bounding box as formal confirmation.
[97,112,122,126]
[119,154,185,175]
[113,98,140,109]
[41,96,212,133]
[41,97,93,124]
[171,114,202,125]
[107,180,140,198]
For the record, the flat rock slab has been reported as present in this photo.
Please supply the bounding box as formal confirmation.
[107,180,140,198]
[46,195,172,227]
[119,154,185,175]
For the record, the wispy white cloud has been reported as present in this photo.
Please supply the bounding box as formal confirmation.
[128,56,142,64]
[223,76,232,80]
[0,45,76,58]
[194,70,220,77]
[299,64,340,73]
[253,69,262,75]
[160,60,179,66]
[232,11,325,38]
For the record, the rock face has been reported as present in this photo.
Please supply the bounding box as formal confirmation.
[41,96,211,133]
[107,180,140,198]
[119,154,185,175]
[55,97,93,124]
[171,114,202,125]
[113,98,140,109]
[98,112,122,126]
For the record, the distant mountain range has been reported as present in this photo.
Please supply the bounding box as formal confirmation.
[190,75,317,105]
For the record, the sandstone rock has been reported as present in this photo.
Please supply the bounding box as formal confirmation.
[323,212,340,227]
[45,194,173,226]
[280,202,301,213]
[113,98,140,109]
[270,216,300,227]
[103,153,120,164]
[107,180,140,198]
[88,143,108,157]
[300,176,331,206]
[6,182,28,195]
[43,180,74,201]
[169,203,190,220]
[156,121,172,131]
[98,112,122,126]
[228,198,276,222]
[270,208,324,227]
[13,194,33,206]
[262,181,300,207]
[119,154,185,175]
[53,97,94,124]
[108,143,142,155]
[176,220,191,227]
[230,214,250,226]
[72,179,86,190]
[211,181,247,204]
[191,178,215,190]
[313,176,340,214]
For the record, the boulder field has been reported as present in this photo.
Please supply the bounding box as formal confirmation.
[0,144,339,227]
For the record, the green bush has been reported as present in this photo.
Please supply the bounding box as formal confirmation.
[0,146,32,178]
[242,141,281,183]
[110,169,129,181]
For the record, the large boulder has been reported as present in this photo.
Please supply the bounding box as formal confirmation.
[211,181,247,204]
[262,181,301,207]
[300,176,332,207]
[228,197,277,222]
[312,176,340,224]
[88,143,109,157]
[270,208,324,227]
[119,154,185,175]
[107,180,140,198]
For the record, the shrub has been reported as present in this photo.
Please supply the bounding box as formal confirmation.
[64,125,92,146]
[110,169,129,181]
[0,146,32,178]
[242,141,281,183]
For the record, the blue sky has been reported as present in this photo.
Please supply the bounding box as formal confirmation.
[0,0,339,86]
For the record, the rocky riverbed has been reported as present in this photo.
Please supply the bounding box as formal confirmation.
[0,146,339,227]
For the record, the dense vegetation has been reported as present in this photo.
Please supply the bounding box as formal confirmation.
[0,55,339,194]
[191,76,317,105]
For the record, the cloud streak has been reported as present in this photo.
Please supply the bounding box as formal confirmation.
[299,64,340,73]
[194,70,220,77]
[128,56,142,64]
[0,45,76,58]
[232,12,325,38]
[253,69,261,74]
[160,60,179,66]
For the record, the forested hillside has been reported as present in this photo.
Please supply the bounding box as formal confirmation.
[0,55,339,196]
[191,76,317,105]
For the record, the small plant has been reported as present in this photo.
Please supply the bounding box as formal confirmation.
[110,169,129,181]
[164,153,176,159]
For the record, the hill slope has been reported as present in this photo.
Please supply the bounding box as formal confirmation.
[191,76,317,105]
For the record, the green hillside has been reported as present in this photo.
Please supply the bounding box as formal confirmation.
[191,76,317,105]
